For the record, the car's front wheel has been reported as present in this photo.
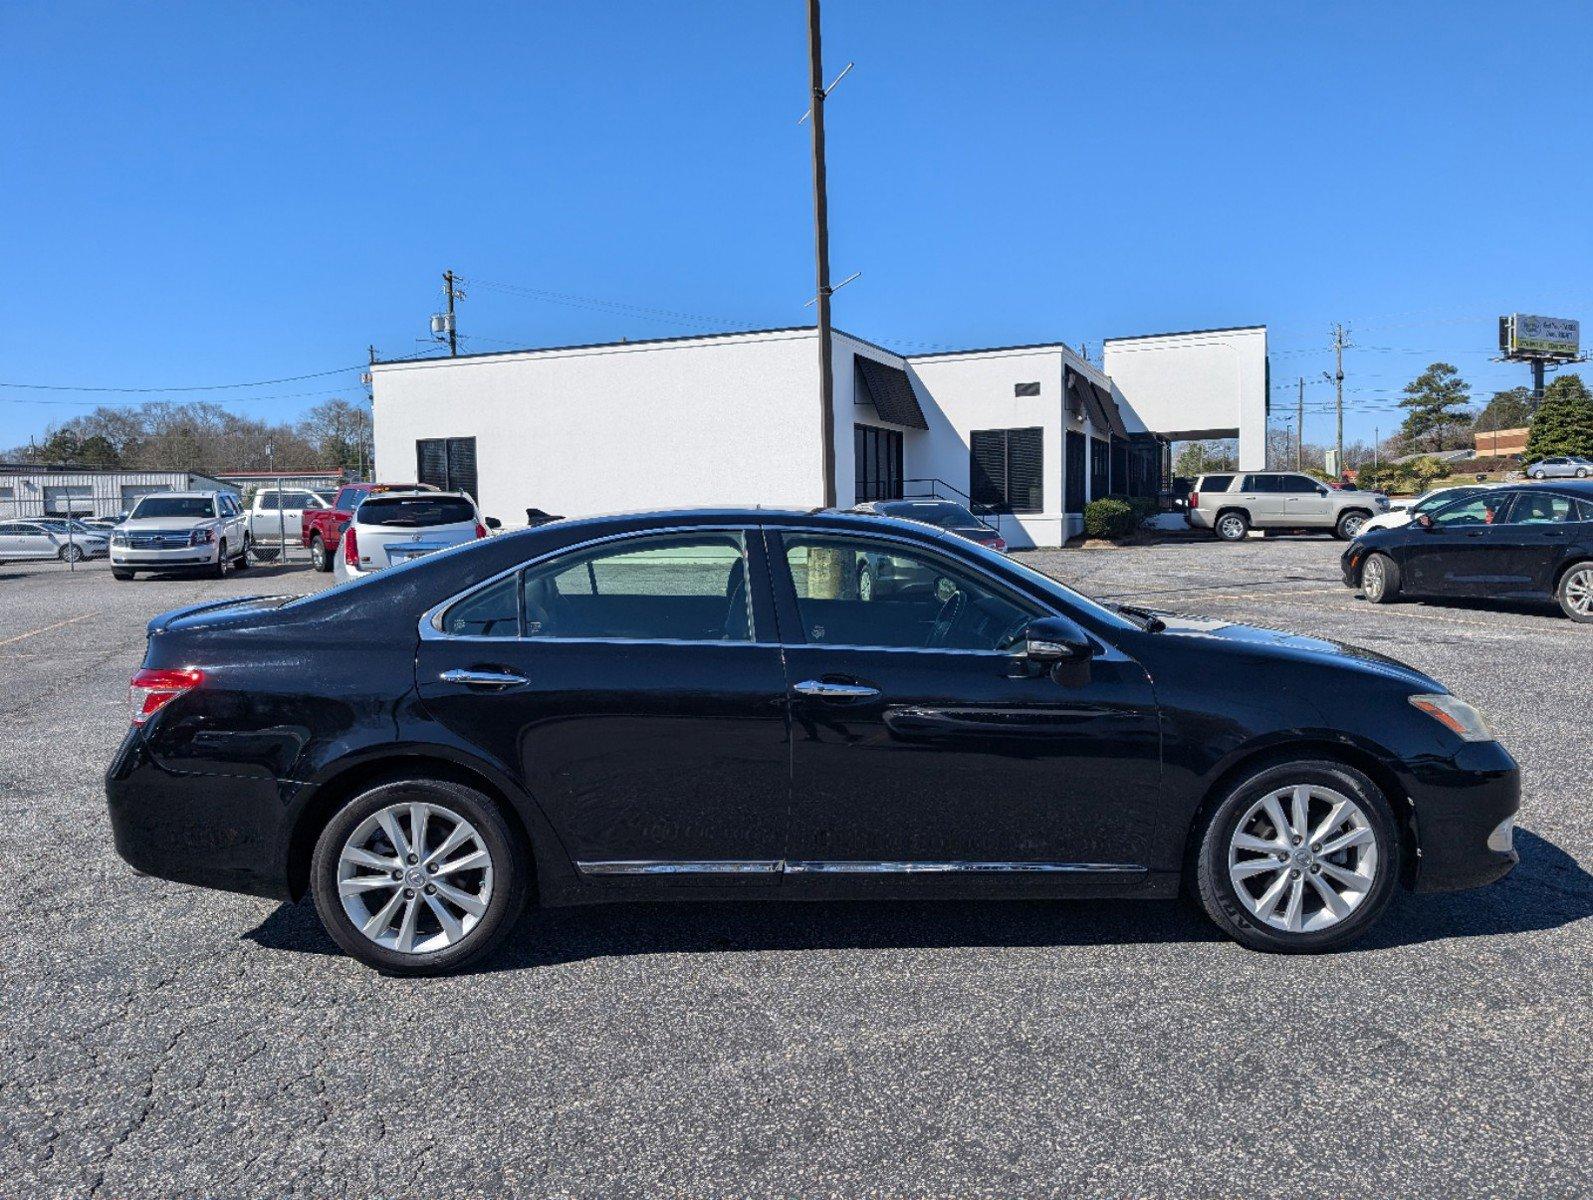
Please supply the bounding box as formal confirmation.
[1194,760,1400,952]
[1361,551,1401,603]
[57,543,85,563]
[310,779,527,975]
[1557,561,1593,623]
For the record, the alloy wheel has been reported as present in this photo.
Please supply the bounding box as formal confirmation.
[1218,515,1245,540]
[1341,513,1366,537]
[1227,784,1378,933]
[1564,566,1593,619]
[336,801,495,955]
[1362,555,1384,600]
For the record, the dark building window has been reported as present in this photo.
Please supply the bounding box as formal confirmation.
[970,427,1044,514]
[416,437,479,503]
[854,424,903,502]
[1065,431,1086,514]
[1014,381,1041,397]
[1090,437,1110,500]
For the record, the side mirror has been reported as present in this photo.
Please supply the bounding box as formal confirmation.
[1317,487,1329,496]
[485,516,502,530]
[1016,615,1093,663]
[1415,513,1435,530]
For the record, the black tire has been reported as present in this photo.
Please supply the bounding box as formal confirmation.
[1193,759,1400,953]
[1531,470,1545,480]
[310,534,331,572]
[1214,511,1249,542]
[57,543,85,563]
[234,534,251,570]
[1335,509,1371,540]
[1556,560,1593,623]
[310,778,528,976]
[1360,551,1401,603]
[1576,468,1589,479]
[112,568,135,581]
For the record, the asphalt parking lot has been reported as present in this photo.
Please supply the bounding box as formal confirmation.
[2,541,1589,1198]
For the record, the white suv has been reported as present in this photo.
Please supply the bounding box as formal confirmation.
[110,491,250,580]
[333,491,491,582]
[1187,472,1390,541]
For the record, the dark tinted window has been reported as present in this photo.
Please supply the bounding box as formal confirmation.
[357,496,477,527]
[522,533,750,642]
[1198,475,1234,493]
[971,428,1044,514]
[442,575,520,638]
[1241,475,1280,493]
[1278,475,1322,494]
[130,497,216,519]
[783,534,1037,651]
[876,501,980,529]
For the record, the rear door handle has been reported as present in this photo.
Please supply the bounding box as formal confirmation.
[792,679,881,699]
[438,668,528,688]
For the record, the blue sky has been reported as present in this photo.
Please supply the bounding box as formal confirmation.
[3,0,1591,452]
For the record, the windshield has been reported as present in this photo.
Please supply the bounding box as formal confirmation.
[130,497,215,519]
[357,496,476,528]
[315,490,338,505]
[878,501,981,528]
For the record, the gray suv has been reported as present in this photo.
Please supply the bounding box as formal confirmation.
[1187,472,1391,541]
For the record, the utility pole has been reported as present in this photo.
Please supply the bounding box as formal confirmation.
[806,0,837,508]
[1325,324,1349,476]
[1296,377,1304,470]
[443,270,462,357]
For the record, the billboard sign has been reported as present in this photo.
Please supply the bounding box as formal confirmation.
[1501,313,1580,359]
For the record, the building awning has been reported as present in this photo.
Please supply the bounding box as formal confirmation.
[855,357,928,429]
[1067,368,1129,440]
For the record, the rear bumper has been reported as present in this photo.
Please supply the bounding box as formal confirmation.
[1404,740,1521,893]
[105,727,293,900]
[1186,509,1213,529]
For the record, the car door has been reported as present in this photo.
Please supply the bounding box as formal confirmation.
[1401,491,1518,594]
[10,522,61,560]
[1237,475,1281,524]
[768,528,1162,873]
[1278,474,1333,526]
[1500,490,1581,594]
[0,522,30,559]
[415,526,793,882]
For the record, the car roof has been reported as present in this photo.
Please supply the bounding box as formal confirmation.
[133,491,223,499]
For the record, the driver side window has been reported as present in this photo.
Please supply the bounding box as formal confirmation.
[782,534,1038,651]
[1430,493,1508,527]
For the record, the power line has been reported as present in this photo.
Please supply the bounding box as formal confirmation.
[0,364,365,393]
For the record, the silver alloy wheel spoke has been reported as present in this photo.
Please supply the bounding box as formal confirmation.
[338,801,494,956]
[1228,783,1378,934]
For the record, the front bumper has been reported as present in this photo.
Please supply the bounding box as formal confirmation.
[1403,739,1521,893]
[111,543,221,567]
[1340,543,1365,587]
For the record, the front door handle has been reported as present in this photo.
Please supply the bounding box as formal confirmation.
[792,679,881,699]
[438,668,528,688]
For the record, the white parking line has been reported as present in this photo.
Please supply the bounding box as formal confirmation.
[0,612,95,648]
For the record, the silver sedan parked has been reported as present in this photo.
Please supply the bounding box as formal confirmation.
[1526,456,1592,480]
[0,520,111,562]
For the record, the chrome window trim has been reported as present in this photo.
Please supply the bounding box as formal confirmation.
[419,523,759,643]
[577,859,1147,877]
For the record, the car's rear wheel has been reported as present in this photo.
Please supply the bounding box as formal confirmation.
[1557,562,1593,623]
[311,779,527,975]
[1577,468,1589,479]
[1214,511,1249,542]
[1335,510,1370,540]
[310,534,331,572]
[234,534,252,570]
[57,543,85,563]
[1194,760,1399,953]
[1361,552,1401,603]
[1532,470,1545,480]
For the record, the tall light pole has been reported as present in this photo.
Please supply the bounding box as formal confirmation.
[806,0,836,507]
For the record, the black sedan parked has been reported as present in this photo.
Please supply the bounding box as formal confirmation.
[1342,480,1593,622]
[108,508,1519,974]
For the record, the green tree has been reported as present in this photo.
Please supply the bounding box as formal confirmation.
[1472,386,1533,436]
[1525,374,1593,460]
[1173,439,1238,476]
[1398,363,1472,452]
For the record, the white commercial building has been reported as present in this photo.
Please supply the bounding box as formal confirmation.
[371,323,1267,548]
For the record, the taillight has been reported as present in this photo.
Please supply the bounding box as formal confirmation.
[129,667,203,725]
[1189,491,1199,508]
[474,523,488,539]
[992,536,1007,551]
[344,527,359,566]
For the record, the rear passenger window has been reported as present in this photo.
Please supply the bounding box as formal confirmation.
[1507,493,1575,524]
[441,575,520,638]
[522,533,751,642]
[1278,475,1321,494]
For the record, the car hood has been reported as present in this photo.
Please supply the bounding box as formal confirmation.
[1149,613,1442,692]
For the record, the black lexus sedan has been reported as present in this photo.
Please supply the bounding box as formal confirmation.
[1342,480,1593,622]
[108,508,1519,975]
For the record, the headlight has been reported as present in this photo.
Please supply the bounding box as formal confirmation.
[189,527,216,546]
[1409,694,1496,742]
[111,534,127,545]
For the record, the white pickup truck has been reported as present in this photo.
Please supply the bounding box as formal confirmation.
[110,491,251,580]
[247,486,333,549]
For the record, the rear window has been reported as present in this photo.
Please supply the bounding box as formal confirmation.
[357,496,476,527]
[130,497,216,519]
[1198,475,1234,493]
[876,501,979,528]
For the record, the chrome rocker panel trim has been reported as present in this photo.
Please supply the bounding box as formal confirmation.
[576,860,1147,877]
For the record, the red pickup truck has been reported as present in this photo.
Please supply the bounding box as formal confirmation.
[302,482,435,571]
